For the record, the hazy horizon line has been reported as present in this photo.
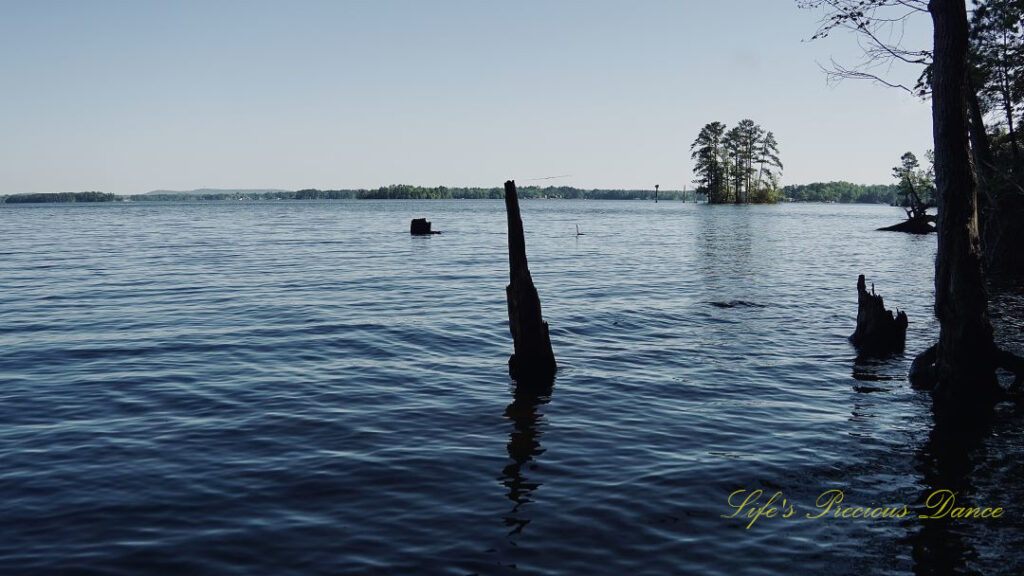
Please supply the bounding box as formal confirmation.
[1,180,896,197]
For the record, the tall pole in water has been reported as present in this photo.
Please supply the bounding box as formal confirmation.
[655,184,659,203]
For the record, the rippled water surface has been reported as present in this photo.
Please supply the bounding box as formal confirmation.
[2,200,1022,575]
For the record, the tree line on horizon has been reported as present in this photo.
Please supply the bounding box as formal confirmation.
[2,191,119,204]
[0,186,679,203]
[783,181,900,203]
[1,182,904,204]
[130,186,688,202]
[288,185,691,201]
[1,182,906,204]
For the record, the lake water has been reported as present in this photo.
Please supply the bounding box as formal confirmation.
[1,200,1022,575]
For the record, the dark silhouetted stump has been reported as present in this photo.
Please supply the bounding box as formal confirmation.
[504,180,556,383]
[850,274,908,355]
[410,218,440,235]
[877,215,936,234]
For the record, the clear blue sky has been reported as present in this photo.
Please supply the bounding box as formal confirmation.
[1,0,935,194]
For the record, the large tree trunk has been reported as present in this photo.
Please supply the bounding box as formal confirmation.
[928,0,1000,408]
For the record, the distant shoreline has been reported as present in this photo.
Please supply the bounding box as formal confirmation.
[2,182,899,204]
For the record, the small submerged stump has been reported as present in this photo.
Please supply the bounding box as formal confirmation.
[877,215,936,234]
[850,274,908,355]
[410,218,440,235]
[504,180,556,383]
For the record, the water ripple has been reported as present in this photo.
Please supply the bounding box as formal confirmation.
[0,200,1020,575]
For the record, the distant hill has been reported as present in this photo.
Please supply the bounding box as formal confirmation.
[143,188,291,196]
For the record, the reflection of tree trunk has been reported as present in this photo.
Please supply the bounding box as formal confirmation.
[499,388,551,536]
[909,417,985,575]
[929,0,1000,412]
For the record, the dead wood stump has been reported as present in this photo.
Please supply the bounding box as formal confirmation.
[410,218,440,235]
[504,180,556,383]
[850,274,908,355]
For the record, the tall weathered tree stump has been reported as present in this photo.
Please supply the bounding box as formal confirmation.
[850,274,908,355]
[504,180,556,382]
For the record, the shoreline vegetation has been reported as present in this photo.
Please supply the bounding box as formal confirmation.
[1,182,901,204]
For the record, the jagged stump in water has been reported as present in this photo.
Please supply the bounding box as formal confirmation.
[410,218,439,235]
[850,274,908,355]
[504,180,556,384]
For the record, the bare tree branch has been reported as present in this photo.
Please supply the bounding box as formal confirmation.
[799,0,931,92]
[822,59,919,94]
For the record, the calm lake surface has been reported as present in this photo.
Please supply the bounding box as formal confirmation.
[1,200,1022,575]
